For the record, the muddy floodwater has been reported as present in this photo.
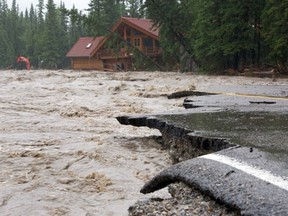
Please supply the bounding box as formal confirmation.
[0,70,287,215]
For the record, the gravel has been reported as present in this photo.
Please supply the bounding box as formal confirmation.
[128,182,240,216]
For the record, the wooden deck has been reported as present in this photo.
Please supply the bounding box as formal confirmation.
[97,48,161,59]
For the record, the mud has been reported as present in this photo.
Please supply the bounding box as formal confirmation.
[0,70,287,215]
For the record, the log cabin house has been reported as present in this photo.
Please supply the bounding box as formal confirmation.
[66,37,105,70]
[66,17,161,71]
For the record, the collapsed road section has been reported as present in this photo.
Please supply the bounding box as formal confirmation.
[117,110,288,215]
[117,114,233,163]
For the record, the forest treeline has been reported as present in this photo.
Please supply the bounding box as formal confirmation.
[0,0,287,74]
[0,0,144,69]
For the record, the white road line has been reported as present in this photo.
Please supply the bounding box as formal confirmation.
[200,153,288,191]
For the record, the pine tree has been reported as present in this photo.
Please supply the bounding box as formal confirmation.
[0,0,16,66]
[0,0,9,67]
[86,0,105,35]
[262,0,288,73]
[21,7,35,62]
[41,0,61,68]
[0,26,13,68]
[126,0,142,18]
[86,0,122,36]
[67,6,86,45]
[37,0,44,26]
[34,0,45,67]
[102,0,120,27]
[6,0,19,58]
[144,0,194,71]
[189,0,265,72]
[58,2,70,68]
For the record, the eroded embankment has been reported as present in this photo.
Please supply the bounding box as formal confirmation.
[116,115,234,163]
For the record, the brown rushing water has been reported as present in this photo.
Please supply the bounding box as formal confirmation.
[0,70,285,215]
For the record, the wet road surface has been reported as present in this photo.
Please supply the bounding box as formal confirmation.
[119,84,288,215]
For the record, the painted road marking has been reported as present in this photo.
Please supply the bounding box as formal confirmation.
[200,154,288,191]
[207,91,288,101]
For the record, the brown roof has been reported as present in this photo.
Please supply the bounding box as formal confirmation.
[91,17,159,57]
[66,37,104,57]
[118,17,159,39]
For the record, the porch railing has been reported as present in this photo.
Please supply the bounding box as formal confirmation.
[98,47,161,59]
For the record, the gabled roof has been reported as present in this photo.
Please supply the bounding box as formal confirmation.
[66,36,104,58]
[115,17,159,39]
[91,17,159,57]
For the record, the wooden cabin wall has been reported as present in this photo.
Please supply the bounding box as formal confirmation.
[103,58,132,71]
[121,26,159,54]
[71,57,104,70]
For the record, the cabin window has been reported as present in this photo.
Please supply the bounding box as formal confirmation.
[144,38,153,47]
[134,38,141,47]
[133,30,141,35]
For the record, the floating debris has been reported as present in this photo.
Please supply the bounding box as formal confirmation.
[249,101,276,104]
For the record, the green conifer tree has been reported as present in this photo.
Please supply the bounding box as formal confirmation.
[262,0,288,74]
[41,0,61,68]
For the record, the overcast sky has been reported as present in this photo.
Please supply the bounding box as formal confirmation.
[7,0,90,12]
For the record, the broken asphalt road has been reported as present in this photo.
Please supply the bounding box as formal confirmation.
[117,84,288,215]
